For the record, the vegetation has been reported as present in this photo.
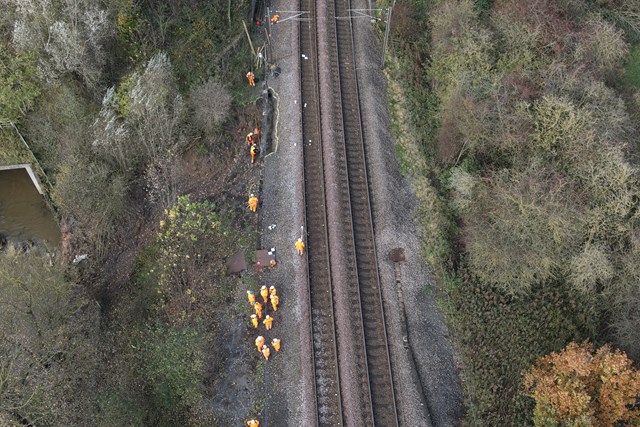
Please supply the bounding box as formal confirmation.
[523,342,640,426]
[0,249,99,426]
[1,0,252,425]
[385,0,640,424]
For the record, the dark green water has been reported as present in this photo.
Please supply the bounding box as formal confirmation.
[0,168,60,246]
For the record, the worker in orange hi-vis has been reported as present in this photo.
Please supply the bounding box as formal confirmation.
[255,335,265,352]
[250,143,258,164]
[262,344,271,360]
[260,285,269,303]
[248,194,258,212]
[253,301,263,319]
[246,132,255,146]
[250,314,259,329]
[247,420,260,427]
[269,285,277,297]
[270,294,279,312]
[263,314,274,330]
[272,338,281,352]
[295,238,305,255]
[270,14,280,24]
[246,71,255,87]
[253,127,261,143]
[247,290,256,304]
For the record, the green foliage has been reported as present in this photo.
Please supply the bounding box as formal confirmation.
[140,325,204,411]
[446,278,598,426]
[152,195,234,322]
[115,0,143,61]
[113,0,251,91]
[624,45,640,88]
[0,44,41,123]
[0,127,31,164]
[113,71,138,118]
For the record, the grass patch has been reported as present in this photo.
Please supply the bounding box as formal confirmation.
[624,45,640,88]
[0,127,32,165]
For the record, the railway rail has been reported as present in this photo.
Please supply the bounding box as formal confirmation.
[299,0,344,425]
[299,0,399,425]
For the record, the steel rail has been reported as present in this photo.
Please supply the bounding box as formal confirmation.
[332,0,399,424]
[299,0,344,424]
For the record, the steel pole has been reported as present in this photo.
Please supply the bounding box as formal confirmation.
[381,6,392,67]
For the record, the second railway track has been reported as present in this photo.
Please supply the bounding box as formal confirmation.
[299,0,399,425]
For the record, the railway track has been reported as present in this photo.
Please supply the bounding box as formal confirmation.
[299,0,399,424]
[331,0,398,425]
[299,0,344,425]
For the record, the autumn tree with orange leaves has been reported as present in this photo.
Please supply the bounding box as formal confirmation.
[523,342,640,426]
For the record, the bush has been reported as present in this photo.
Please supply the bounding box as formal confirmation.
[148,195,234,323]
[448,278,598,425]
[189,78,232,134]
[141,325,204,412]
[0,44,41,123]
[52,155,128,253]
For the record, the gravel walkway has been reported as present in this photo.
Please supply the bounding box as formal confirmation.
[258,0,312,425]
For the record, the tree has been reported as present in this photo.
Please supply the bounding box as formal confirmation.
[0,249,100,426]
[52,155,128,255]
[93,52,186,209]
[523,341,640,427]
[5,0,112,89]
[573,16,628,79]
[189,78,231,135]
[463,164,583,294]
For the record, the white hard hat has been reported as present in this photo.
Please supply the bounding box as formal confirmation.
[251,193,254,197]
[265,315,270,318]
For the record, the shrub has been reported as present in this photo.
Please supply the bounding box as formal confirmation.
[155,195,233,321]
[448,279,598,425]
[0,44,41,123]
[189,78,232,134]
[141,325,204,412]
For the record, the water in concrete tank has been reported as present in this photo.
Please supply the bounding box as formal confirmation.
[0,168,60,246]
